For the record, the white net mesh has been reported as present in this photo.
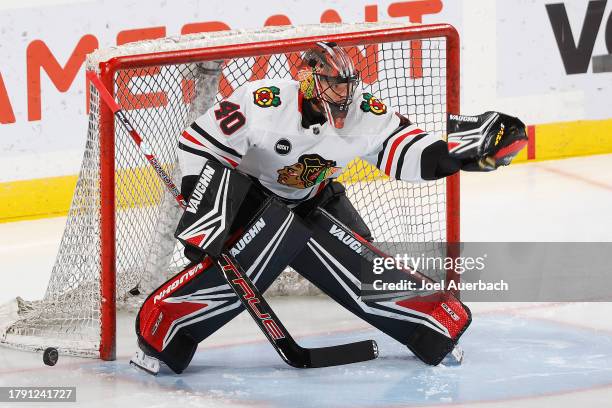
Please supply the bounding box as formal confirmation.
[0,23,456,358]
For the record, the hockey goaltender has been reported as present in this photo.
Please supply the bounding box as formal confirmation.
[130,42,528,374]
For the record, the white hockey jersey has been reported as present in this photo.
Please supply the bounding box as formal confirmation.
[178,79,441,202]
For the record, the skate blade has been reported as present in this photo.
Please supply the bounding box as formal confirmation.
[130,350,160,375]
[442,345,464,366]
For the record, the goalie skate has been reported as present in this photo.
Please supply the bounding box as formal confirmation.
[441,345,464,366]
[130,349,160,375]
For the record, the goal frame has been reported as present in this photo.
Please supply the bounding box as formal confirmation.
[94,23,460,360]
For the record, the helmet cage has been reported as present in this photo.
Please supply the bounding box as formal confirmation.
[313,73,360,112]
[313,73,360,128]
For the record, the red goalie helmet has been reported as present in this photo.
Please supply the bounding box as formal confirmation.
[299,42,360,129]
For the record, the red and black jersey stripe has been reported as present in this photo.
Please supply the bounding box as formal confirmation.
[178,142,235,167]
[190,122,243,159]
[179,122,243,168]
[391,134,427,179]
[375,122,411,168]
[376,126,428,178]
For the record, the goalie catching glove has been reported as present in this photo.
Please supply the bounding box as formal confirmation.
[447,111,528,171]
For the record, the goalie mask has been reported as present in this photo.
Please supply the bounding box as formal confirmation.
[299,42,360,129]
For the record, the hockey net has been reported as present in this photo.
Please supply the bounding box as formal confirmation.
[0,22,459,359]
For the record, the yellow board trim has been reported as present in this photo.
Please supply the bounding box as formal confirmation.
[2,118,612,223]
[0,175,78,223]
[513,118,612,163]
[534,119,612,161]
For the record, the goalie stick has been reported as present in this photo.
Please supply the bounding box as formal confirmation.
[87,71,378,369]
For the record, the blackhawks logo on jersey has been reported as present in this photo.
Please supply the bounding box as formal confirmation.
[360,93,387,115]
[253,86,281,108]
[277,154,340,189]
